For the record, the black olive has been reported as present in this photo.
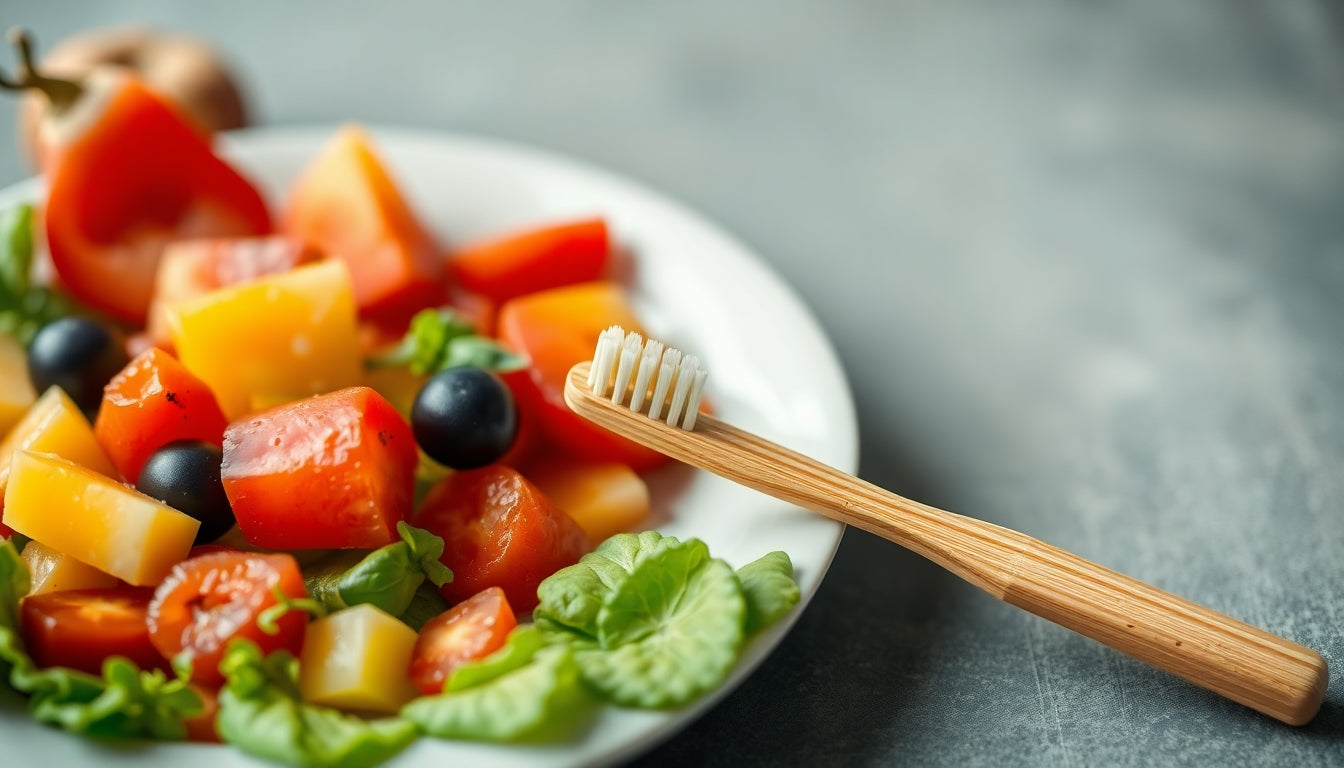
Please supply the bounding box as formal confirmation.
[137,440,235,544]
[26,316,127,418]
[411,367,518,470]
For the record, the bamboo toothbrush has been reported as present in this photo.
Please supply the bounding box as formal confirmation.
[564,326,1328,726]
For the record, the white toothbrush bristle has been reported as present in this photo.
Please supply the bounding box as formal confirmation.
[665,354,699,426]
[648,348,681,421]
[629,339,664,412]
[584,326,708,431]
[589,326,624,396]
[611,331,643,405]
[681,367,709,429]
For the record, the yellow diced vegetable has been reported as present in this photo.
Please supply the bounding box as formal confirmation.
[3,451,199,586]
[299,603,420,714]
[0,387,118,498]
[526,460,651,545]
[166,260,363,419]
[0,334,36,438]
[21,539,120,594]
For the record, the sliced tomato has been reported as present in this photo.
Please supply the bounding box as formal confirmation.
[496,281,669,471]
[221,386,417,550]
[281,127,446,327]
[147,550,309,685]
[20,586,169,675]
[94,347,229,483]
[415,466,589,612]
[407,586,516,696]
[447,218,611,303]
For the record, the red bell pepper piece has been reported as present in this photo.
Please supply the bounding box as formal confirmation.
[0,31,271,325]
[447,217,613,303]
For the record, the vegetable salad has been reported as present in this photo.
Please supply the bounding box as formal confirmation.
[0,30,803,768]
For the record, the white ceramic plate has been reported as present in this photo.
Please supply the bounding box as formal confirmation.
[0,127,857,767]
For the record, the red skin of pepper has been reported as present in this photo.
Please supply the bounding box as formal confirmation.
[43,71,271,326]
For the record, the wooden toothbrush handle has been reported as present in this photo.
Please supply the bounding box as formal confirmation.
[980,526,1328,725]
[689,419,1327,725]
[562,369,1327,725]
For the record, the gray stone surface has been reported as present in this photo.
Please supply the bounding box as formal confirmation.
[1,1,1341,765]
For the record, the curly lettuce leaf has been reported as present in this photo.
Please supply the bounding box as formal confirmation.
[583,554,744,708]
[536,532,752,708]
[535,530,694,643]
[216,640,417,768]
[304,523,452,619]
[0,541,202,739]
[401,644,589,742]
[737,550,800,635]
[365,308,525,375]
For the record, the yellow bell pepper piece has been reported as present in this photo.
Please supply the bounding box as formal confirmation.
[0,387,118,499]
[21,539,120,594]
[166,260,363,419]
[0,334,36,438]
[2,451,199,586]
[299,603,420,714]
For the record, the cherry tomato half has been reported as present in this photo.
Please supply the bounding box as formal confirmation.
[408,586,516,696]
[20,586,169,675]
[147,551,309,685]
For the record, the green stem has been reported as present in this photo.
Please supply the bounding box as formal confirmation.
[0,28,83,113]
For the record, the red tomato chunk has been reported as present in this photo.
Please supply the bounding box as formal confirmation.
[94,347,229,482]
[416,465,590,612]
[221,386,417,550]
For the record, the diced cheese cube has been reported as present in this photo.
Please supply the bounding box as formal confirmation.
[299,603,420,714]
[166,260,364,419]
[21,539,120,594]
[0,387,118,498]
[3,451,199,586]
[0,334,36,438]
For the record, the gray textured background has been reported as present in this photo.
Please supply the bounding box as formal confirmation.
[1,1,1341,765]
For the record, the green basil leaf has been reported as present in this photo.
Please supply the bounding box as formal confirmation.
[442,336,528,373]
[333,524,453,617]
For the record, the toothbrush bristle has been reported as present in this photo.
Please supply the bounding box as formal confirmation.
[586,326,707,430]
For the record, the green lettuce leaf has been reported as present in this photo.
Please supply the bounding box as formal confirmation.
[216,640,417,768]
[0,541,202,739]
[534,530,693,643]
[0,203,79,345]
[535,532,749,708]
[365,308,525,375]
[582,554,744,708]
[737,550,800,635]
[446,624,545,692]
[304,523,452,619]
[401,643,589,742]
[397,581,451,633]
